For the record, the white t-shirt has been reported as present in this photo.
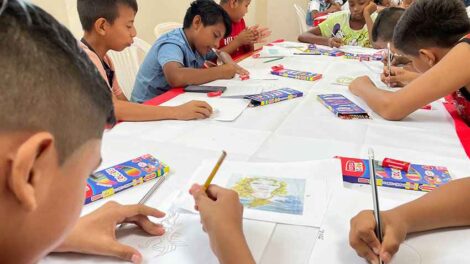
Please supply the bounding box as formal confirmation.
[309,0,344,12]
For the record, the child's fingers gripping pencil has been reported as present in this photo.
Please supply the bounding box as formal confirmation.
[368,148,384,264]
[203,150,227,190]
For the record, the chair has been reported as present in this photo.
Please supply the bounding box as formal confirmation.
[108,37,151,99]
[154,22,182,39]
[293,4,309,35]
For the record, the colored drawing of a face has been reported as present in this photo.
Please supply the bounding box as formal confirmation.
[249,178,282,199]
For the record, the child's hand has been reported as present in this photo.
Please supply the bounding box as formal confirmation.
[174,100,213,120]
[349,76,374,95]
[218,63,239,79]
[349,210,408,264]
[189,184,245,259]
[328,37,342,48]
[364,1,378,16]
[249,25,271,44]
[382,54,412,67]
[54,202,166,264]
[236,29,258,46]
[381,66,419,87]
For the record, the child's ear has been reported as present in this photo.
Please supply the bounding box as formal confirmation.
[94,18,108,36]
[6,132,54,212]
[418,49,437,67]
[193,15,202,31]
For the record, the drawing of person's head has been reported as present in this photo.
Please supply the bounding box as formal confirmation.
[232,177,287,207]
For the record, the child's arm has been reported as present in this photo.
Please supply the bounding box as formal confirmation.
[380,66,421,87]
[163,62,239,88]
[349,177,470,264]
[349,42,470,120]
[363,2,378,48]
[219,29,257,56]
[53,202,166,263]
[298,26,342,48]
[190,184,255,264]
[113,97,213,121]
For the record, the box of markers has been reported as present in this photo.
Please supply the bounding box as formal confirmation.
[317,94,370,119]
[337,156,452,192]
[246,88,303,107]
[271,68,322,82]
[85,154,170,204]
[295,44,344,56]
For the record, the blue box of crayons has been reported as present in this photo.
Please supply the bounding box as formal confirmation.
[85,154,170,204]
[317,94,370,119]
[246,88,303,107]
[271,68,323,82]
[338,156,452,192]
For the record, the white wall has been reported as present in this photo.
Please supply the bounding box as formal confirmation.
[31,0,309,44]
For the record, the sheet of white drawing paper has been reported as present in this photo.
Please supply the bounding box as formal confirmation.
[161,96,249,122]
[41,212,275,264]
[221,84,264,97]
[339,45,384,56]
[258,46,294,57]
[308,184,470,264]
[176,159,342,227]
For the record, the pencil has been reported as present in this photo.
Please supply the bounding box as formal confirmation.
[203,150,227,190]
[387,42,392,88]
[118,174,168,229]
[263,57,284,63]
[368,148,384,264]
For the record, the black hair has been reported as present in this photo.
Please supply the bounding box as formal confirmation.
[183,0,232,38]
[220,0,245,4]
[0,0,114,163]
[394,0,470,56]
[372,7,405,42]
[77,0,138,32]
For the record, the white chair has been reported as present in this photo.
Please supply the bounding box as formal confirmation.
[294,4,309,35]
[154,22,182,39]
[108,37,151,99]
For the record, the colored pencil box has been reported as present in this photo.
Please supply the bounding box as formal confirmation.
[85,154,170,204]
[337,156,452,192]
[317,94,370,119]
[246,88,303,107]
[271,68,323,82]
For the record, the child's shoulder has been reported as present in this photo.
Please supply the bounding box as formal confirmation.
[153,28,187,50]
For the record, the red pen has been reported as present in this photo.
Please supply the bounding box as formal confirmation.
[207,90,223,97]
[379,158,411,172]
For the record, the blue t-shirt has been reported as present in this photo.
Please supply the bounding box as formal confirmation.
[131,28,214,103]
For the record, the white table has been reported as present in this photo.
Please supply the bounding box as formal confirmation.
[43,43,470,264]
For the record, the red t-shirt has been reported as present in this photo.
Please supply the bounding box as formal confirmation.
[219,18,252,59]
[452,35,470,126]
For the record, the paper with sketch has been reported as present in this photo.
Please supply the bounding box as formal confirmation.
[41,212,275,264]
[309,185,470,264]
[176,159,342,227]
[257,46,293,58]
[161,97,249,122]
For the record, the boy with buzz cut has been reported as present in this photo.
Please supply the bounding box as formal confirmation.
[131,0,248,103]
[77,0,213,121]
[219,0,271,58]
[0,1,255,263]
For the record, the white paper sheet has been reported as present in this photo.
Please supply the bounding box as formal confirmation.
[176,159,342,227]
[220,84,264,98]
[41,212,275,264]
[308,184,470,264]
[339,45,384,56]
[257,46,294,58]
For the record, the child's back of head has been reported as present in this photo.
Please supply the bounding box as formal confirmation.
[394,0,470,56]
[372,7,405,47]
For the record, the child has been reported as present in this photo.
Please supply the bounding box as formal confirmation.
[349,0,470,125]
[298,0,378,48]
[0,1,254,263]
[219,0,271,58]
[371,7,404,49]
[306,0,344,26]
[77,0,213,121]
[131,0,247,103]
[350,177,470,264]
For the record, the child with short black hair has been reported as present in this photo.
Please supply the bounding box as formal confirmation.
[349,0,470,123]
[0,1,254,263]
[298,0,378,48]
[371,7,404,48]
[131,0,248,103]
[78,0,213,121]
[219,0,271,58]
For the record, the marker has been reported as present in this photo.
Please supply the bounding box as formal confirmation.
[203,150,227,190]
[387,42,392,88]
[379,158,411,172]
[118,174,168,229]
[264,57,284,64]
[368,148,384,264]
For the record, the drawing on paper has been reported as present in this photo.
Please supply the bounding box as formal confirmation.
[228,175,305,215]
[334,76,354,86]
[137,212,188,258]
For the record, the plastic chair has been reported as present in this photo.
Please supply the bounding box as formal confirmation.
[154,22,182,39]
[294,4,309,35]
[108,37,151,99]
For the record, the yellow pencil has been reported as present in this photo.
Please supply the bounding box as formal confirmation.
[203,150,227,190]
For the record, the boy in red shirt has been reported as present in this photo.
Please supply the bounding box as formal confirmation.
[219,0,271,58]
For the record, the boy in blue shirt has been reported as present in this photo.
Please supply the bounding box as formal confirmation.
[132,0,247,103]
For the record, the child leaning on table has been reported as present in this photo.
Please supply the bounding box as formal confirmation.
[349,0,470,125]
[0,1,254,264]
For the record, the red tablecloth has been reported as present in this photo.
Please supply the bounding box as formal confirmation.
[443,101,470,158]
